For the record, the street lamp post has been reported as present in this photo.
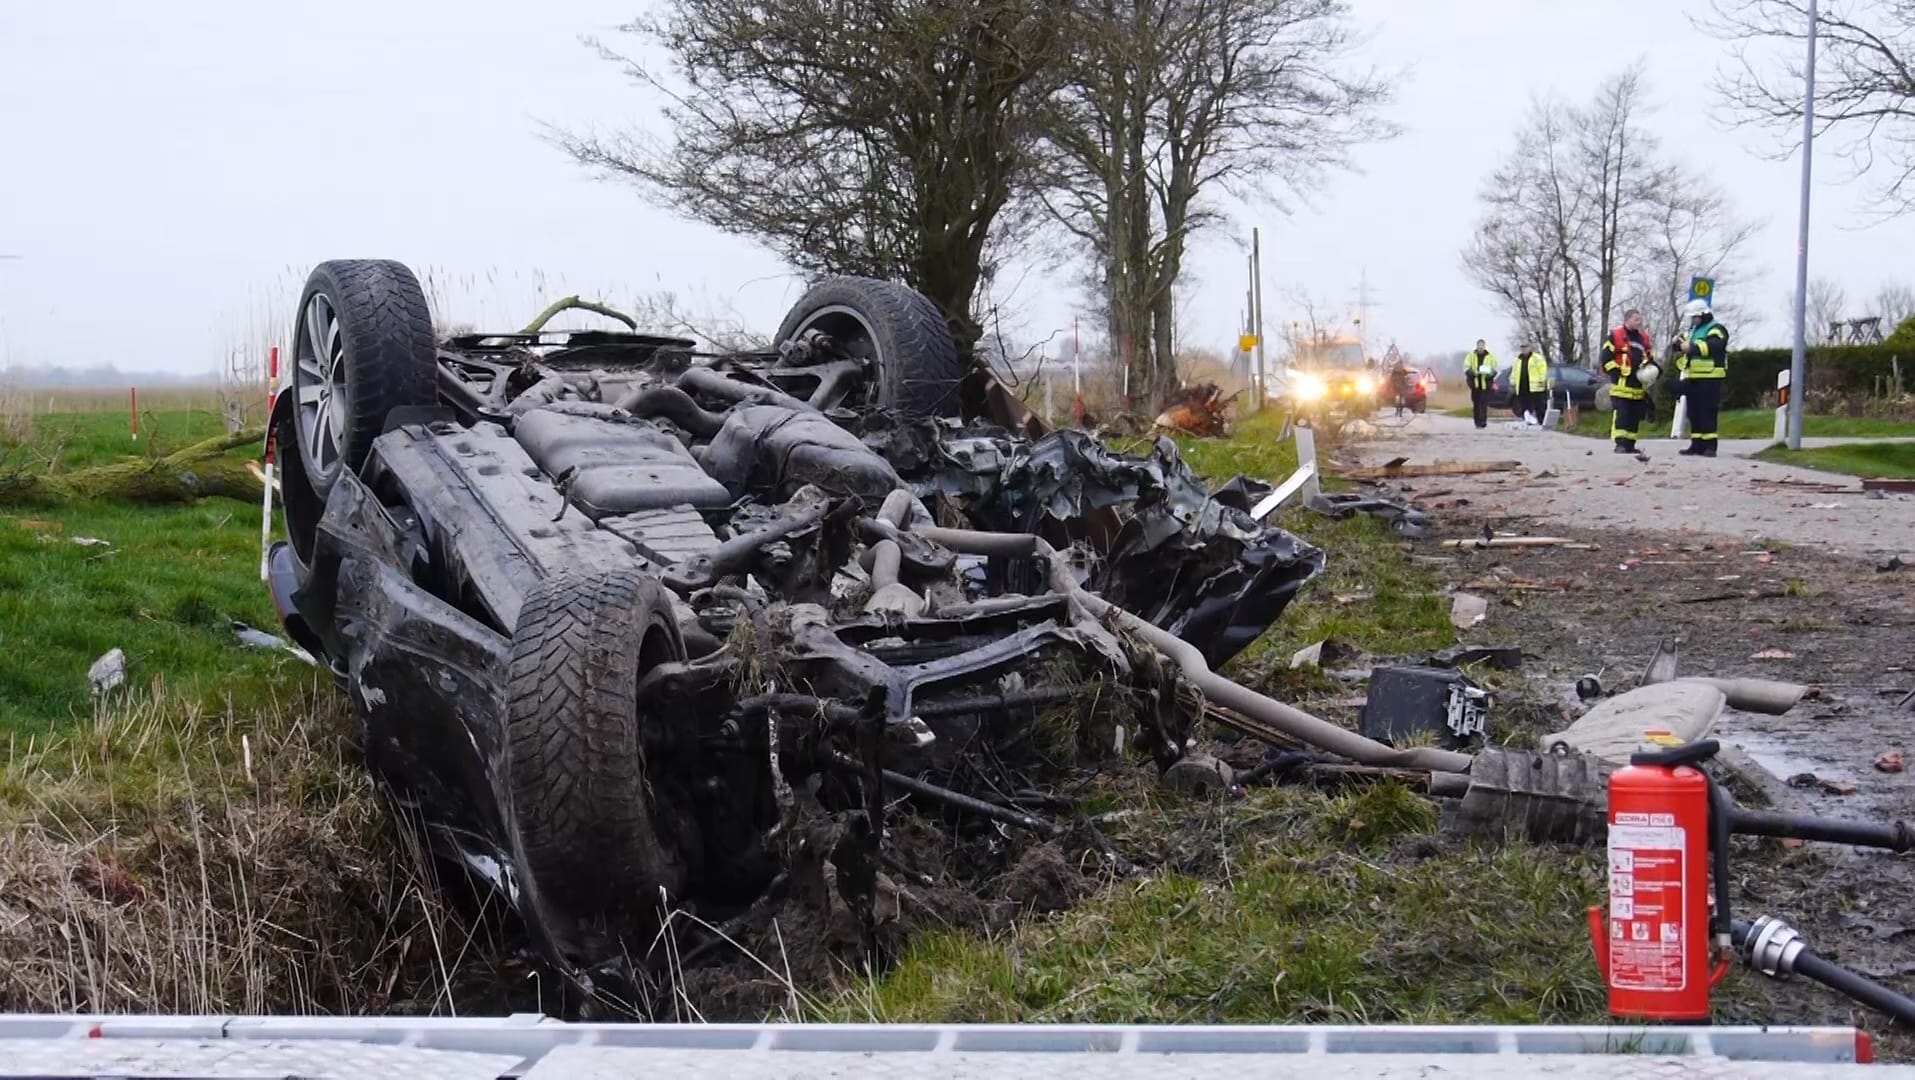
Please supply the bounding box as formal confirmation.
[1786,0,1818,451]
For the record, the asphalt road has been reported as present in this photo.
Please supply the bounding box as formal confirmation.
[1346,413,1914,558]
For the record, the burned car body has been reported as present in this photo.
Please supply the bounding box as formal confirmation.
[264,259,1328,994]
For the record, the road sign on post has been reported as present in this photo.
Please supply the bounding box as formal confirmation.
[1689,277,1716,305]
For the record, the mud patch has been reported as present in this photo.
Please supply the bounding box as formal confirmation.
[1413,513,1915,1052]
[995,842,1096,914]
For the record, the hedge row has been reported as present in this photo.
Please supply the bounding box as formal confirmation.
[1711,343,1910,407]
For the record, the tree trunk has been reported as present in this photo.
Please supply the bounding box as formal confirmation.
[1149,287,1177,405]
[0,429,265,507]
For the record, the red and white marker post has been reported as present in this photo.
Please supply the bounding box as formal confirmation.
[259,345,279,581]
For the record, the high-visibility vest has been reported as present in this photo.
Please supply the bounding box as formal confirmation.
[1465,350,1497,389]
[1680,322,1729,380]
[1603,328,1649,401]
[1515,351,1548,394]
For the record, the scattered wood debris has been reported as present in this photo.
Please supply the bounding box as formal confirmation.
[1152,383,1238,438]
[1750,648,1797,661]
[1877,750,1907,774]
[1442,536,1587,550]
[1862,477,1915,494]
[1754,477,1853,495]
[1338,459,1522,481]
[1459,576,1569,594]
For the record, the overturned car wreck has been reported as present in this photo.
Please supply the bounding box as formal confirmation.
[265,260,1465,1003]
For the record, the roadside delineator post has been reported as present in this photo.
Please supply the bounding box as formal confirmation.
[129,387,138,442]
[1248,419,1319,520]
[1773,369,1791,442]
[1670,394,1689,441]
[259,346,278,582]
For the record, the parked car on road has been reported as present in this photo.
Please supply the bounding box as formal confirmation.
[1487,364,1609,412]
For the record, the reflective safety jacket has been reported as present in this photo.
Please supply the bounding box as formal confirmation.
[1677,320,1729,380]
[1601,326,1654,401]
[1465,349,1497,390]
[1514,350,1549,395]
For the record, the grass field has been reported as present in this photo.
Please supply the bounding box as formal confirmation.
[0,407,287,733]
[829,782,1607,1025]
[1564,407,1915,440]
[1757,440,1915,479]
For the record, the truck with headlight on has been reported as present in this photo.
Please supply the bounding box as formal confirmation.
[1270,335,1379,424]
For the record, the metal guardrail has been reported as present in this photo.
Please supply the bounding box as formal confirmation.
[0,1016,1879,1074]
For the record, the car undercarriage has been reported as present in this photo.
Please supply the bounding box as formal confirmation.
[265,259,1472,1006]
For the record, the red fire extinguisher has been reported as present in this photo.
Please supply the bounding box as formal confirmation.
[1588,739,1735,1022]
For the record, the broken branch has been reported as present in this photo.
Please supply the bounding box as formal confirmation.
[1337,460,1522,480]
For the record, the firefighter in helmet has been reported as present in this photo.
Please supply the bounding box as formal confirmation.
[1673,298,1729,456]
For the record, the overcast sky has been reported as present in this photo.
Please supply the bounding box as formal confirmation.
[3,0,1912,376]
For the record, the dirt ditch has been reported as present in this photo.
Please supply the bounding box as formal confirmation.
[1415,510,1915,1048]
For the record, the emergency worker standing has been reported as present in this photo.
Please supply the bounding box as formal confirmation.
[1512,343,1549,426]
[1674,299,1729,457]
[1465,339,1497,429]
[1601,309,1656,454]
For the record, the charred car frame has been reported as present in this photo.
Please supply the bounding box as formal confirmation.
[265,259,1469,1001]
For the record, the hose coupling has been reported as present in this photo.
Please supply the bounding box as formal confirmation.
[1744,914,1807,978]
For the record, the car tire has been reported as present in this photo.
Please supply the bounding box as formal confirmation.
[290,260,437,499]
[773,276,964,418]
[505,571,687,914]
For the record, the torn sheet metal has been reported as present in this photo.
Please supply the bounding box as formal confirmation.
[885,428,1326,668]
[1306,491,1434,539]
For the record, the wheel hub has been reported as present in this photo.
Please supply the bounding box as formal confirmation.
[295,292,348,479]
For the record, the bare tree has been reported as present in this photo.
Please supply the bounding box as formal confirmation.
[1461,95,1596,367]
[1705,1,1915,214]
[552,0,1068,353]
[1807,275,1849,341]
[1277,286,1341,361]
[1871,279,1915,327]
[1464,70,1758,366]
[1620,169,1763,340]
[1040,0,1392,409]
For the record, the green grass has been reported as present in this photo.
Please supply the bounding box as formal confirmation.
[1756,440,1915,479]
[0,407,287,733]
[1566,407,1915,440]
[827,785,1610,1025]
[0,502,294,733]
[1167,409,1298,483]
[7,409,237,472]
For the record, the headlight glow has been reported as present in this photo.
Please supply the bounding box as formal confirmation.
[1292,373,1327,402]
[1355,374,1377,394]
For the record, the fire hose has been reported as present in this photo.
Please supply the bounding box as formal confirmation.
[1734,916,1915,1028]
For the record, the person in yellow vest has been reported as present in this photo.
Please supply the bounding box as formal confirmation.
[1511,342,1550,427]
[1464,339,1497,429]
[1601,309,1656,454]
[1673,298,1729,457]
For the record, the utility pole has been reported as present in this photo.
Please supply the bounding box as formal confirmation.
[1353,270,1382,361]
[1787,0,1818,451]
[1252,228,1267,407]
